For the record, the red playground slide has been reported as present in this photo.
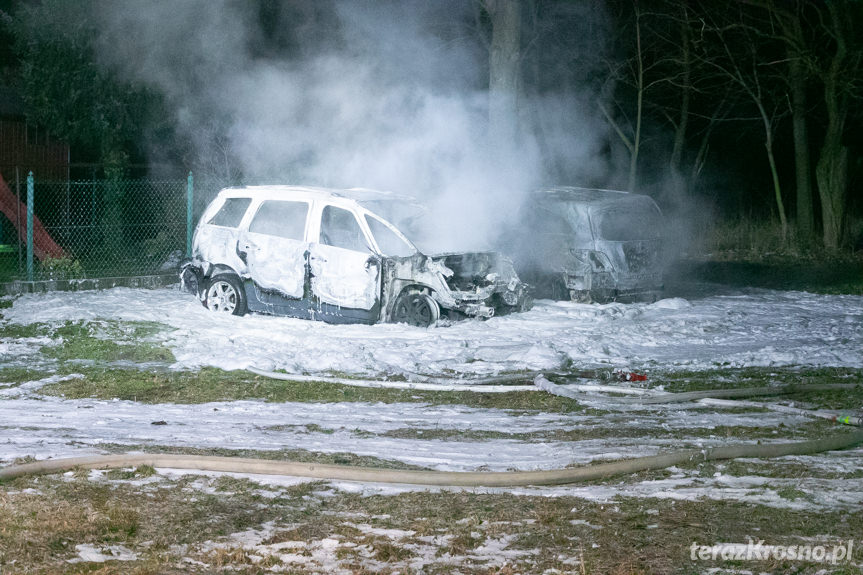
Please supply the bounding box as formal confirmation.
[0,172,66,260]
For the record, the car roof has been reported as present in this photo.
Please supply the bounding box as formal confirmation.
[217,185,419,205]
[533,186,659,211]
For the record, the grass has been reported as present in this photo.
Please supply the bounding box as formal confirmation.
[0,315,578,408]
[38,364,587,412]
[0,365,50,385]
[669,258,863,295]
[2,472,862,574]
[675,217,863,295]
[2,307,860,418]
[703,217,863,261]
[378,420,838,443]
[1,275,862,572]
[0,473,286,573]
[652,366,863,392]
[644,367,863,411]
[35,364,863,417]
[46,321,175,363]
[0,319,176,366]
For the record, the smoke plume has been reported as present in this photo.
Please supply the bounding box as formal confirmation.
[87,0,608,251]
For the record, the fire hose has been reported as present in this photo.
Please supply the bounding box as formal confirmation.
[1,431,862,485]
[1,373,859,485]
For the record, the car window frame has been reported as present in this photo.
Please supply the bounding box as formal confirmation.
[315,202,374,254]
[247,199,311,241]
[362,212,417,257]
[206,196,252,229]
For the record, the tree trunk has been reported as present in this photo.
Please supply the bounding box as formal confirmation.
[787,24,813,240]
[669,6,691,200]
[816,96,848,250]
[766,136,786,239]
[486,0,522,150]
[527,35,563,180]
[627,3,643,192]
[756,100,787,239]
[815,2,851,251]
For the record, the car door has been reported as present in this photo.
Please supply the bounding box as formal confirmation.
[309,204,381,311]
[239,199,309,299]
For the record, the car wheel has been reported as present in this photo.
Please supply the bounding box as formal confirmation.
[571,289,592,303]
[548,275,569,300]
[203,274,247,316]
[391,292,440,327]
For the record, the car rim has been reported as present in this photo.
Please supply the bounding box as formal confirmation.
[394,299,411,323]
[415,297,433,324]
[394,294,438,327]
[207,281,237,313]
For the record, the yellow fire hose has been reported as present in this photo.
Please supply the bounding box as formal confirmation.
[2,373,859,486]
[2,430,862,486]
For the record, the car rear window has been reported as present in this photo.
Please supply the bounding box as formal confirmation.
[208,197,251,228]
[249,200,309,240]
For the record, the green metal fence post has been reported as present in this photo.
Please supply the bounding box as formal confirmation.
[186,171,194,258]
[26,171,34,281]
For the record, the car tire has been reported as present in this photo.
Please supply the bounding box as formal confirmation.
[571,289,593,304]
[391,292,440,327]
[203,274,247,316]
[547,275,569,300]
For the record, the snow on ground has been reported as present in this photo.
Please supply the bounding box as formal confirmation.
[1,285,863,509]
[67,544,138,564]
[3,285,863,376]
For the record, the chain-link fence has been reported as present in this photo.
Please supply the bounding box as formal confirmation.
[0,171,224,282]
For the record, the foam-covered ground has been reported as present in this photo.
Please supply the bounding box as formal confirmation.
[1,286,862,508]
[3,285,862,376]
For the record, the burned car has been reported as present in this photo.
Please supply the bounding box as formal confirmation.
[180,186,530,326]
[508,187,664,303]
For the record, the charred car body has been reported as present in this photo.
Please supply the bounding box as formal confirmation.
[509,187,665,303]
[180,186,530,326]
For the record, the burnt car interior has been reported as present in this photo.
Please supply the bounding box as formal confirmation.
[506,188,665,303]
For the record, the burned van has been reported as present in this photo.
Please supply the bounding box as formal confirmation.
[510,187,664,303]
[180,186,530,326]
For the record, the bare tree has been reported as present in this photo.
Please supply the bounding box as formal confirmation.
[598,0,644,192]
[746,0,860,249]
[666,3,690,194]
[812,0,860,250]
[696,6,790,238]
[773,0,815,240]
[485,0,522,150]
[598,1,734,201]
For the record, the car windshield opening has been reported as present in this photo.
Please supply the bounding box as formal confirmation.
[597,207,662,241]
[365,215,416,257]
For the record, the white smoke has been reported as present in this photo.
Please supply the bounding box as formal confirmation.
[87,0,607,251]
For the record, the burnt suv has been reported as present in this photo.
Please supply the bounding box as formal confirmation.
[508,187,665,303]
[180,186,530,326]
